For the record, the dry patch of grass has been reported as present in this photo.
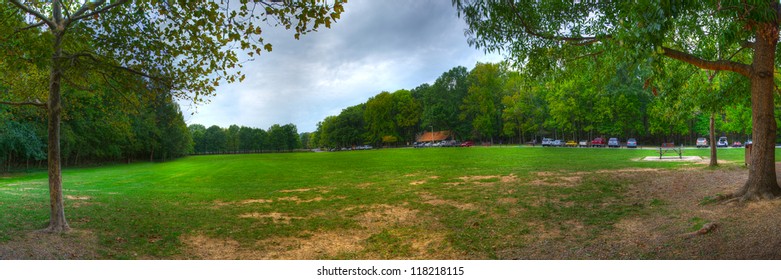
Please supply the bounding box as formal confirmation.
[180,203,465,260]
[508,164,781,259]
[419,192,477,211]
[279,188,313,193]
[239,212,300,224]
[241,199,273,204]
[0,230,98,260]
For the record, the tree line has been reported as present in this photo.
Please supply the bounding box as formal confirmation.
[309,59,767,149]
[188,123,303,154]
[1,90,192,172]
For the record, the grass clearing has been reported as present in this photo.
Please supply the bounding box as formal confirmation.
[0,147,777,259]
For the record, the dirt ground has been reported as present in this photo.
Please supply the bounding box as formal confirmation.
[509,162,781,259]
[2,162,781,259]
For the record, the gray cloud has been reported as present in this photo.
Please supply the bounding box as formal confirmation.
[181,0,502,132]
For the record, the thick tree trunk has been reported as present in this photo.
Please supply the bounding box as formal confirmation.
[735,23,781,201]
[709,113,717,167]
[43,32,70,233]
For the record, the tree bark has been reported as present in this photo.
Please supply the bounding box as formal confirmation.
[709,113,717,167]
[734,22,781,201]
[43,30,70,233]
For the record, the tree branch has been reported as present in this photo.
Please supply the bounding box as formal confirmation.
[566,50,606,61]
[0,99,47,108]
[662,47,751,77]
[67,0,129,26]
[8,0,56,29]
[17,21,47,32]
[507,0,611,44]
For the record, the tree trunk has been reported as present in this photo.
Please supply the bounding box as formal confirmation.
[709,113,717,167]
[735,22,781,201]
[43,30,70,233]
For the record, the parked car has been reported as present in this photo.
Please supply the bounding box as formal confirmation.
[565,140,577,147]
[696,137,708,148]
[440,140,458,147]
[578,140,588,147]
[732,141,743,147]
[717,136,728,147]
[626,138,637,148]
[541,138,553,147]
[460,141,474,147]
[608,138,620,148]
[552,139,562,147]
[591,137,606,147]
[746,139,753,145]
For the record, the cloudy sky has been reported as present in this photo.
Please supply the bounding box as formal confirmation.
[180,0,503,133]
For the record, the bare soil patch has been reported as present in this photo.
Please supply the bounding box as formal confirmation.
[239,212,300,224]
[65,195,91,200]
[419,193,477,211]
[0,230,98,260]
[354,204,419,229]
[241,199,273,204]
[279,188,313,193]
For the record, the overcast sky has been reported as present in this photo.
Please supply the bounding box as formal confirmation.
[179,0,502,133]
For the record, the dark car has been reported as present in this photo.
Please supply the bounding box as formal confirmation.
[732,141,743,148]
[591,137,606,147]
[608,138,620,148]
[460,141,474,147]
[626,138,638,148]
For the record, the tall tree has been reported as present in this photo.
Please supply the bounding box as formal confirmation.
[392,89,422,145]
[453,0,781,201]
[189,124,207,154]
[364,91,397,146]
[461,62,506,142]
[0,0,345,232]
[422,66,470,138]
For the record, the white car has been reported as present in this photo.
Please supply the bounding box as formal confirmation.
[696,137,708,148]
[717,137,728,147]
[542,138,553,147]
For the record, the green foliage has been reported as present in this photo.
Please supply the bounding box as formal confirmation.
[364,91,397,145]
[0,120,46,169]
[460,62,506,141]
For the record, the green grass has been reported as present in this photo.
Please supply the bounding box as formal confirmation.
[0,146,760,259]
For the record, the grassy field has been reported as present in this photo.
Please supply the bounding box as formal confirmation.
[0,147,762,259]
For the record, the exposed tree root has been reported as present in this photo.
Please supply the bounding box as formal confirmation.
[38,224,72,234]
[714,189,778,205]
[681,222,719,239]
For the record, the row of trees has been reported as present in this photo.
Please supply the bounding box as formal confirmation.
[0,91,192,172]
[188,123,303,154]
[309,59,761,149]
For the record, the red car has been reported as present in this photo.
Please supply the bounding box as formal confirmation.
[591,137,606,147]
[460,141,474,147]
